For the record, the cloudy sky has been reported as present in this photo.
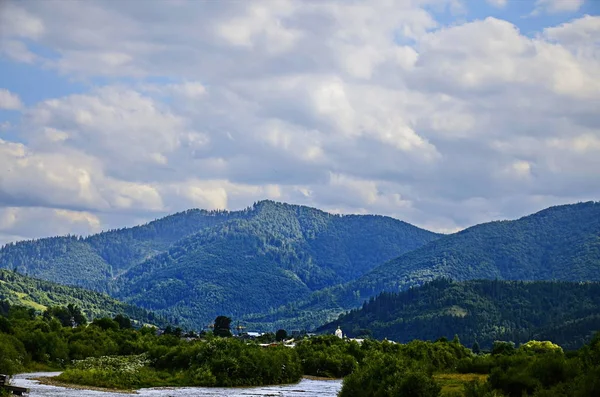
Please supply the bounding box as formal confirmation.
[0,0,599,244]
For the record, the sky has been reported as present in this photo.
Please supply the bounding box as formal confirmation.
[0,0,599,244]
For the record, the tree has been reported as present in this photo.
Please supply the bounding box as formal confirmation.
[164,325,182,338]
[472,341,481,355]
[276,329,288,342]
[92,317,119,331]
[492,341,516,356]
[66,304,87,327]
[0,334,26,375]
[113,314,132,329]
[213,316,232,337]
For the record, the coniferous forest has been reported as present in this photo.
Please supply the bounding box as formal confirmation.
[318,279,600,350]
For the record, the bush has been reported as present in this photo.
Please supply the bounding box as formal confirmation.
[339,351,440,397]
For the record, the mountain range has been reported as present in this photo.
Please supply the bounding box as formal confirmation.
[317,278,600,350]
[241,201,600,330]
[0,200,439,328]
[0,200,599,332]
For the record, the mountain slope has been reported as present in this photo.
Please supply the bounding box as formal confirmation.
[317,279,600,350]
[353,201,600,294]
[0,201,440,328]
[0,209,247,290]
[115,200,441,328]
[244,202,600,331]
[0,269,166,326]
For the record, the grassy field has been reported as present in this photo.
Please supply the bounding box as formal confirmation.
[14,291,48,312]
[435,373,488,396]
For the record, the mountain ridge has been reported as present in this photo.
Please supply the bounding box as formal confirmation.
[0,200,441,329]
[241,201,600,331]
[317,278,600,350]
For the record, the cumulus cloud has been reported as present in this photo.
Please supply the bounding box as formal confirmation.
[0,0,598,241]
[0,207,101,245]
[0,89,23,110]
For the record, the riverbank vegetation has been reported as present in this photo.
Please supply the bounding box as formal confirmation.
[1,300,599,395]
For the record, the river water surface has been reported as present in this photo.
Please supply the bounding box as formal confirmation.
[12,373,342,397]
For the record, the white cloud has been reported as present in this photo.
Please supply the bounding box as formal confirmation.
[534,0,585,14]
[413,17,600,99]
[0,138,165,213]
[0,1,599,242]
[23,87,209,177]
[0,39,38,63]
[486,0,507,8]
[0,207,101,245]
[0,3,45,39]
[0,89,23,110]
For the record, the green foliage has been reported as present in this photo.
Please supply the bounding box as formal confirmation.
[338,331,600,397]
[213,316,232,337]
[519,340,563,355]
[339,351,440,397]
[0,269,168,327]
[275,329,288,341]
[2,295,600,396]
[295,335,359,378]
[0,333,27,375]
[148,337,302,387]
[1,300,301,388]
[318,279,600,350]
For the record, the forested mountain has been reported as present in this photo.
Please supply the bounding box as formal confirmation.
[0,208,242,290]
[243,202,600,331]
[0,200,440,328]
[318,279,600,350]
[353,202,600,294]
[113,200,440,328]
[0,269,167,326]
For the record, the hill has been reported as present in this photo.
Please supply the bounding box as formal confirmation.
[317,279,600,350]
[0,209,242,291]
[0,269,167,326]
[113,200,440,328]
[243,202,600,331]
[0,200,440,328]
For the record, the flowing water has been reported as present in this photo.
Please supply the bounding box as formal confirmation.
[12,373,342,397]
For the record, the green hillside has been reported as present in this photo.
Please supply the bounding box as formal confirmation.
[115,200,440,328]
[317,279,600,350]
[0,208,243,290]
[0,201,440,329]
[243,202,600,331]
[0,269,166,326]
[354,202,600,294]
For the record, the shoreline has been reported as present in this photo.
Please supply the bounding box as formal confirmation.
[302,375,341,381]
[33,377,136,394]
[29,374,340,394]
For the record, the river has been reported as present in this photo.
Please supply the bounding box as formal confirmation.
[12,373,342,396]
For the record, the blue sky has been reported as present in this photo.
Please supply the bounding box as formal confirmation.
[0,0,599,243]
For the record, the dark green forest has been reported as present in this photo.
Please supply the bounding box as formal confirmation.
[318,279,600,350]
[0,200,440,329]
[0,208,244,290]
[245,201,600,331]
